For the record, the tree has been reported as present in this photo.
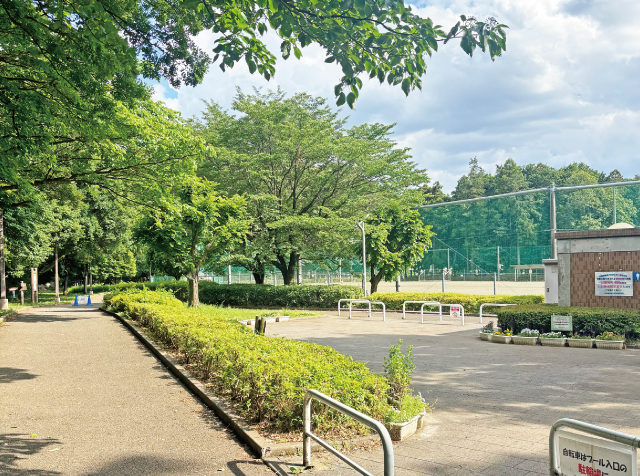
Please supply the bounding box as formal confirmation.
[363,203,432,294]
[196,90,428,284]
[137,178,248,307]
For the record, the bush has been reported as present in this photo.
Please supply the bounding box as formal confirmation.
[370,292,543,314]
[496,304,640,339]
[102,289,409,434]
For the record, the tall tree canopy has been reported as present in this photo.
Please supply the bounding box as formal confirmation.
[196,89,427,284]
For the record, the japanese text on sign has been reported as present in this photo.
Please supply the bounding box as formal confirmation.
[556,431,637,476]
[450,306,461,319]
[552,315,573,332]
[595,272,634,297]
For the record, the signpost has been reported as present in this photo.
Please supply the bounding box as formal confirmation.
[634,272,640,282]
[450,305,461,319]
[595,272,634,297]
[554,429,637,476]
[551,315,573,332]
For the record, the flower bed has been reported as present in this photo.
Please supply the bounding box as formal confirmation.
[539,332,566,347]
[594,332,625,350]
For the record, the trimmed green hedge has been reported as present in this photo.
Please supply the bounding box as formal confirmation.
[102,289,392,434]
[496,304,640,338]
[370,292,543,314]
[94,281,363,308]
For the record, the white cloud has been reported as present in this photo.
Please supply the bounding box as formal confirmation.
[158,0,640,193]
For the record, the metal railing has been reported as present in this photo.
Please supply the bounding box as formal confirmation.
[479,303,517,324]
[303,389,394,476]
[549,418,640,475]
[340,299,386,321]
[440,303,465,325]
[402,301,442,323]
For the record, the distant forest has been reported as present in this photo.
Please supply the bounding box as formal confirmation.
[418,159,640,275]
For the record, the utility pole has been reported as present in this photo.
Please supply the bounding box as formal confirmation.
[550,183,557,259]
[497,245,500,281]
[613,187,617,225]
[227,265,232,285]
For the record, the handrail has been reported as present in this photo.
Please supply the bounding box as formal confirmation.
[338,299,368,317]
[303,389,394,476]
[549,418,640,475]
[347,299,386,321]
[440,303,465,325]
[402,301,442,323]
[479,303,516,324]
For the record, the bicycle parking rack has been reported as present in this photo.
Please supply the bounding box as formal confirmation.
[338,299,386,321]
[549,418,640,475]
[303,389,394,476]
[401,301,443,323]
[479,303,516,324]
[440,303,465,325]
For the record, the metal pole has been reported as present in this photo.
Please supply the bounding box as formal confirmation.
[447,248,450,270]
[396,273,401,292]
[54,242,60,303]
[89,262,92,295]
[497,245,500,281]
[357,221,366,297]
[298,257,302,285]
[442,271,445,293]
[338,259,341,284]
[0,210,7,310]
[613,187,617,225]
[550,184,557,259]
[227,265,232,284]
[494,273,497,295]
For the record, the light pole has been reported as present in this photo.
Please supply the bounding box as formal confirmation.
[357,221,366,297]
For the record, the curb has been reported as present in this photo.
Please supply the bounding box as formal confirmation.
[100,307,376,459]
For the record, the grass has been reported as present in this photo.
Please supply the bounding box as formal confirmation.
[193,305,323,321]
[0,292,76,318]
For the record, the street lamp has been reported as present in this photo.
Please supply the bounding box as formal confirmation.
[357,221,366,297]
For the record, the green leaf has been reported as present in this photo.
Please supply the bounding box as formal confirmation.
[346,92,356,109]
[336,92,346,106]
[401,78,410,96]
[293,47,302,60]
[377,69,385,83]
[325,56,335,63]
[246,57,257,74]
[281,41,291,59]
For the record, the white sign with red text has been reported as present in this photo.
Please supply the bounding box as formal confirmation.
[595,272,633,297]
[555,430,637,476]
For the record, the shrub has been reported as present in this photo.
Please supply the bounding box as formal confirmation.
[102,289,409,435]
[496,304,640,339]
[370,292,543,314]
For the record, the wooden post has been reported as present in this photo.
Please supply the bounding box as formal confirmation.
[30,268,38,303]
[54,242,60,303]
[0,210,7,310]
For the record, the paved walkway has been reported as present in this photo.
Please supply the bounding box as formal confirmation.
[267,311,640,476]
[0,299,271,476]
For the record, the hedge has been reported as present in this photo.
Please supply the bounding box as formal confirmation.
[89,281,364,308]
[496,304,640,338]
[370,292,543,314]
[102,288,393,434]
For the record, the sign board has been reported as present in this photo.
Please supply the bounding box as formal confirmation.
[634,272,640,282]
[552,315,573,332]
[554,429,637,476]
[77,295,88,305]
[450,305,461,319]
[595,272,634,297]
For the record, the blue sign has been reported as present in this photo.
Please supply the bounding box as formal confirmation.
[634,272,640,282]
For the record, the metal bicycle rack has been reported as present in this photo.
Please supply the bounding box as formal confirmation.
[303,389,394,476]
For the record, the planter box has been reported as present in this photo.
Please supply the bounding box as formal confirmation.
[595,340,625,350]
[492,335,512,344]
[540,338,567,347]
[480,332,492,341]
[385,413,426,442]
[512,336,539,346]
[567,338,594,348]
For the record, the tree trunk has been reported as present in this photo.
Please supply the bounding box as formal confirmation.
[187,272,200,307]
[83,268,88,294]
[273,252,299,285]
[252,272,265,284]
[370,269,384,294]
[0,209,6,303]
[63,275,68,295]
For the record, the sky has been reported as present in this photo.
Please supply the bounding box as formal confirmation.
[152,0,640,194]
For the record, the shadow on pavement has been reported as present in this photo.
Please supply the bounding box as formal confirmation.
[0,367,38,384]
[0,433,62,475]
[227,459,271,476]
[82,455,190,475]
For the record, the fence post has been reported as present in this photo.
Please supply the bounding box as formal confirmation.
[442,271,445,293]
[494,273,497,295]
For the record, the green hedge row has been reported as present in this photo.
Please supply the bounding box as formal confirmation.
[90,281,364,308]
[370,292,543,314]
[496,304,640,338]
[102,288,391,434]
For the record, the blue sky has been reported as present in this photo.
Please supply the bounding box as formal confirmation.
[151,0,640,193]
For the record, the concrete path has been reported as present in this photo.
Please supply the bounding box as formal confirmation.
[267,311,640,476]
[0,299,272,476]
